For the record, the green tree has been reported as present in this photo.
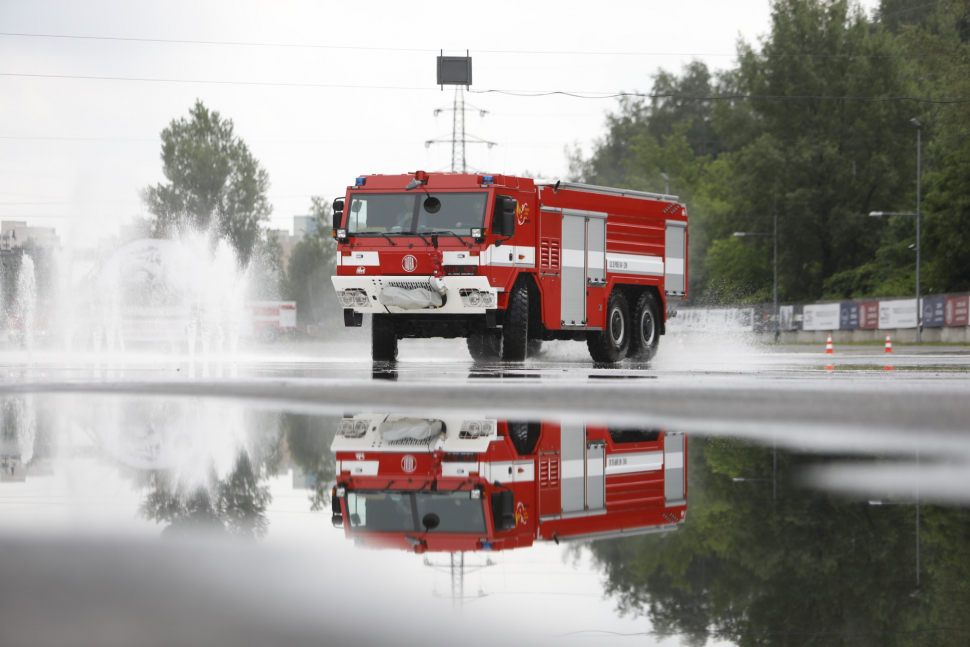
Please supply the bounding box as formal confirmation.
[571,0,970,304]
[284,197,339,326]
[587,437,970,646]
[142,100,272,264]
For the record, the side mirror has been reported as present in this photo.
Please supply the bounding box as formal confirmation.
[492,196,517,238]
[332,198,345,231]
[490,490,515,532]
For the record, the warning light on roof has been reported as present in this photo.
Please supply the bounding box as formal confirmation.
[482,175,494,185]
[355,177,366,186]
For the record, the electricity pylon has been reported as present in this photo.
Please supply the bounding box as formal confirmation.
[425,88,496,173]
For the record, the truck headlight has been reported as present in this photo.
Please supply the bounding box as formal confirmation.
[353,291,369,307]
[338,290,355,307]
[471,228,482,239]
[459,289,495,308]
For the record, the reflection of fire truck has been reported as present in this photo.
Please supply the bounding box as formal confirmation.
[330,172,688,362]
[330,414,687,553]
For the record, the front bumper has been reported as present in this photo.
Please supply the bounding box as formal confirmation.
[331,275,498,314]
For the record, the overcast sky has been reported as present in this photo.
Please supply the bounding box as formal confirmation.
[0,0,880,247]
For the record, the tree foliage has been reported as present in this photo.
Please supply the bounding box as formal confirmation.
[573,0,970,304]
[284,197,339,326]
[586,436,970,646]
[142,100,272,265]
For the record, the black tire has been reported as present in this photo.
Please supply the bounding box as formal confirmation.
[587,291,631,364]
[508,421,541,456]
[467,332,502,362]
[502,282,529,362]
[371,314,398,362]
[629,291,661,361]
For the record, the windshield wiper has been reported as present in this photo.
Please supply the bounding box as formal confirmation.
[426,230,469,245]
[412,232,432,246]
[376,231,398,246]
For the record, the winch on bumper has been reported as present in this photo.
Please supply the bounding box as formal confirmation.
[331,275,498,315]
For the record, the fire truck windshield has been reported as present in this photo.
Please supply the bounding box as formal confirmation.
[346,192,487,236]
[345,490,486,534]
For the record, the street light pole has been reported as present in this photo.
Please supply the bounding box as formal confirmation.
[773,188,779,343]
[911,118,922,343]
[733,225,777,340]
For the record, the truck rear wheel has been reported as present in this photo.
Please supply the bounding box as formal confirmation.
[587,291,631,364]
[467,332,502,362]
[502,282,529,362]
[372,314,398,361]
[629,291,660,361]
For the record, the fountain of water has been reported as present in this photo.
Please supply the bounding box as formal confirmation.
[16,255,37,352]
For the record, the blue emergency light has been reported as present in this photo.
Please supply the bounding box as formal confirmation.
[482,175,494,185]
[355,177,366,186]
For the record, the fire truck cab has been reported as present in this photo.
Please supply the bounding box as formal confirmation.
[330,172,688,362]
[330,414,687,553]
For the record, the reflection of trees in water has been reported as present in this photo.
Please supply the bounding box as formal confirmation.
[586,438,970,646]
[0,396,54,465]
[283,414,339,511]
[141,451,270,539]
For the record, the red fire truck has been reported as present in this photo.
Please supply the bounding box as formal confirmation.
[330,172,688,362]
[330,414,687,553]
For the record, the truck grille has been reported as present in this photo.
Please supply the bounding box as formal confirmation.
[386,280,433,291]
[540,238,560,269]
[386,437,434,447]
[539,457,559,487]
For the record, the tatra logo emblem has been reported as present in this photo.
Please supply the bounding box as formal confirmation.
[356,266,366,274]
[402,255,418,272]
[401,455,417,473]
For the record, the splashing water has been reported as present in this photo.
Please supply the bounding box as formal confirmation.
[16,255,37,351]
[86,229,251,359]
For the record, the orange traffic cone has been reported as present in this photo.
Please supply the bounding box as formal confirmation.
[825,334,835,355]
[884,335,893,353]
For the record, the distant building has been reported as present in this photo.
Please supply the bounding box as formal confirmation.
[0,221,60,251]
[294,215,318,238]
[269,216,321,271]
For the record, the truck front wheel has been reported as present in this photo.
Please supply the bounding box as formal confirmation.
[372,314,398,361]
[587,291,631,364]
[467,332,502,362]
[502,283,529,362]
[629,291,660,361]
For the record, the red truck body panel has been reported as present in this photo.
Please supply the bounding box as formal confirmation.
[331,416,687,553]
[331,173,687,356]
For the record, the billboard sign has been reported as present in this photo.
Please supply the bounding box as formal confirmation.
[945,296,969,327]
[803,303,841,331]
[922,297,946,328]
[793,304,804,330]
[879,299,918,329]
[859,302,879,329]
[778,305,794,331]
[839,302,859,330]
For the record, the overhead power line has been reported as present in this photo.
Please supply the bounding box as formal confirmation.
[0,32,965,59]
[1,71,967,103]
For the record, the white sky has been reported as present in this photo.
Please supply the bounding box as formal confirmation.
[0,0,880,246]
